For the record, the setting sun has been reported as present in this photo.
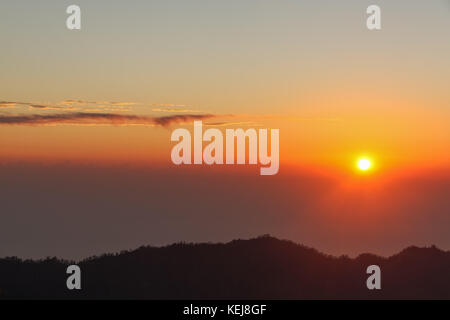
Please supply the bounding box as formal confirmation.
[357,158,371,171]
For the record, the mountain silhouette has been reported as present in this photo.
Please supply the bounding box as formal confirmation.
[1,235,449,299]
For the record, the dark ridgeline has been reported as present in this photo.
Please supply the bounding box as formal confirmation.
[0,235,449,299]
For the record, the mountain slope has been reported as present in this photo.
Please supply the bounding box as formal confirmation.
[1,236,449,299]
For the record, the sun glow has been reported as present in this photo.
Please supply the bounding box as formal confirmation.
[357,158,371,171]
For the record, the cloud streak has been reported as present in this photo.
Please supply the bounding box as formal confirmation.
[60,100,137,106]
[0,112,215,127]
[1,100,207,114]
[204,121,262,127]
[0,101,78,111]
[152,107,200,113]
[0,100,139,111]
[0,101,19,108]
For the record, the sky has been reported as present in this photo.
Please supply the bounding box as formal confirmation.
[0,0,449,259]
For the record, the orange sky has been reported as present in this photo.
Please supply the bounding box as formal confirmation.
[1,1,448,174]
[0,1,449,258]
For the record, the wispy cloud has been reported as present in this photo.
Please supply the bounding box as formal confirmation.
[152,107,201,113]
[149,103,201,113]
[0,101,18,108]
[28,104,78,111]
[204,121,262,127]
[2,100,208,114]
[0,112,215,127]
[152,114,214,126]
[1,100,141,112]
[60,100,137,106]
[0,101,78,111]
[82,107,132,112]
